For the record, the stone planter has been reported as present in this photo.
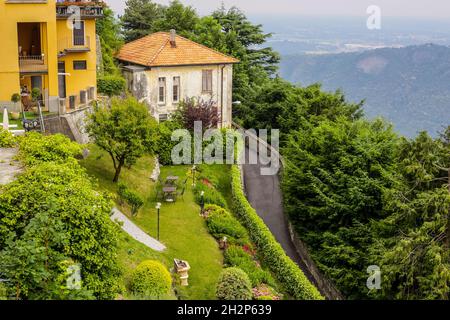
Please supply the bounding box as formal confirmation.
[174,259,190,286]
[10,112,20,120]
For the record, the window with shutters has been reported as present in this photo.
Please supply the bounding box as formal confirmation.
[158,77,166,104]
[202,70,213,93]
[173,76,180,103]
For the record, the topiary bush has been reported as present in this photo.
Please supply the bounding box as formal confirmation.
[194,183,227,208]
[97,75,126,97]
[0,128,16,148]
[130,260,172,298]
[216,267,252,300]
[231,165,323,300]
[224,245,274,287]
[205,205,248,244]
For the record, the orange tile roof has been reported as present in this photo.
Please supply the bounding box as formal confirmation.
[116,32,239,67]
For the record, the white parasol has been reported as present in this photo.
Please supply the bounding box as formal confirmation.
[2,107,9,131]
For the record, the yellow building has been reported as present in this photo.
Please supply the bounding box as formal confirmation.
[0,0,104,114]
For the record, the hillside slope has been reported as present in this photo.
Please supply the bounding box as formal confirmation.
[280,44,450,137]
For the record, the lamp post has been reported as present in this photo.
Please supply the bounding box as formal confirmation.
[156,202,161,241]
[192,165,196,186]
[200,191,205,216]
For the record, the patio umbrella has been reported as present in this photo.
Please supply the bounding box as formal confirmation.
[2,107,9,131]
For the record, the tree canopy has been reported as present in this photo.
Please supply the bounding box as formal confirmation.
[86,97,158,182]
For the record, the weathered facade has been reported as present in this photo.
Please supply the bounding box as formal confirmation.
[117,31,238,127]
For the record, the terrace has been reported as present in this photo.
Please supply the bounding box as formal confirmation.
[56,0,105,19]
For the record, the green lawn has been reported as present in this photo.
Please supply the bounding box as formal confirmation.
[80,145,224,300]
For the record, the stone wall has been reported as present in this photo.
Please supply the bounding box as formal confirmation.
[44,106,91,144]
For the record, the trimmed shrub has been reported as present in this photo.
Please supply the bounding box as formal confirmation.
[205,205,247,244]
[118,182,144,216]
[231,165,323,300]
[216,267,252,300]
[194,183,227,208]
[131,260,172,298]
[224,245,274,287]
[0,128,16,148]
[97,75,126,97]
[17,132,82,166]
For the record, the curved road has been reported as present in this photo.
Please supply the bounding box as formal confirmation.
[242,146,318,287]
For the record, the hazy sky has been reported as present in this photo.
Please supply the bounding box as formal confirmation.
[106,0,450,18]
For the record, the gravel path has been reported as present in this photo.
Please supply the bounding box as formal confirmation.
[111,207,166,252]
[0,148,22,185]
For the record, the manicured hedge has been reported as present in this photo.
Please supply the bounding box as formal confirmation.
[230,165,323,300]
[97,75,126,97]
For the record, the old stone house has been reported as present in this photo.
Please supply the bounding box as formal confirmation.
[116,30,239,127]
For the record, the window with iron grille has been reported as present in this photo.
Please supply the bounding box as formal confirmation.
[173,76,180,103]
[73,60,87,70]
[158,77,166,104]
[73,20,85,46]
[202,70,213,93]
[159,114,168,122]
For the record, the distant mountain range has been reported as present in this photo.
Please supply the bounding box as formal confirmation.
[279,44,450,137]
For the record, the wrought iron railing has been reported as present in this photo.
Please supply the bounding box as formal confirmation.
[56,1,104,18]
[18,55,47,73]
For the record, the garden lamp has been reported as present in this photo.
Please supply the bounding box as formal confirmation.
[156,202,161,241]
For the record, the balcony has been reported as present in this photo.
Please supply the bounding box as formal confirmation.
[19,55,47,74]
[58,35,90,55]
[56,1,105,19]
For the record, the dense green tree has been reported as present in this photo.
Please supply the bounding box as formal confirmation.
[0,160,121,299]
[120,0,164,42]
[370,131,450,299]
[152,0,199,36]
[282,117,399,297]
[212,6,280,75]
[97,7,123,75]
[86,97,158,182]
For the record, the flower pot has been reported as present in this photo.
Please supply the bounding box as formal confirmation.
[10,112,20,120]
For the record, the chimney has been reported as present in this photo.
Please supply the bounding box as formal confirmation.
[170,29,177,47]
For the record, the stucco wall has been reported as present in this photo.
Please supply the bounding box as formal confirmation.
[57,19,97,100]
[0,0,58,105]
[124,64,234,127]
